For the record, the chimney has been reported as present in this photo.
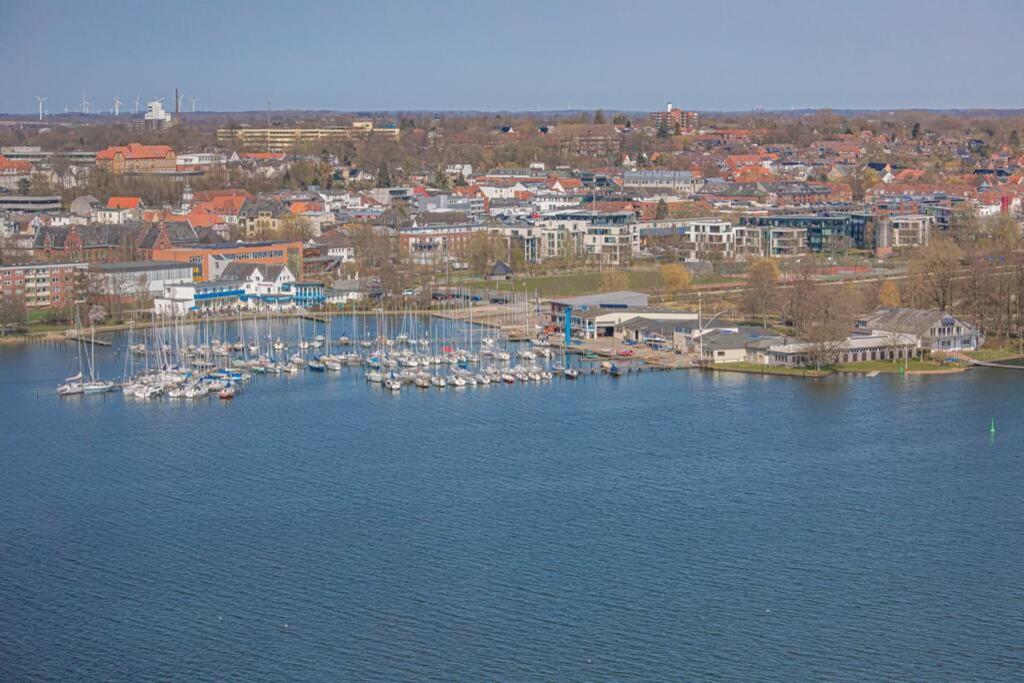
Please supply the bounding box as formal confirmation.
[175,88,180,117]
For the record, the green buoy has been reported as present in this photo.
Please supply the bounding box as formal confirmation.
[989,418,996,435]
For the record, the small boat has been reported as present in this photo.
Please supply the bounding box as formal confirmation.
[366,370,384,383]
[450,375,467,387]
[414,374,431,388]
[385,378,403,392]
[430,375,447,388]
[219,386,236,400]
[308,359,325,372]
[564,368,580,379]
[273,339,285,351]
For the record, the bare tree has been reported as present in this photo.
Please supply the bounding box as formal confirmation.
[743,258,779,327]
[909,236,963,311]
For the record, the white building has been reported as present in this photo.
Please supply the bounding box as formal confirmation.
[90,260,193,296]
[876,215,933,252]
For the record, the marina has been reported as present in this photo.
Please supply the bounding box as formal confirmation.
[48,300,643,402]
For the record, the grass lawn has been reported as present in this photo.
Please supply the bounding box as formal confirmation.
[833,359,951,373]
[709,362,833,378]
[965,346,1024,362]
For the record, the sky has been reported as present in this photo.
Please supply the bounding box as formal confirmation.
[2,0,1023,115]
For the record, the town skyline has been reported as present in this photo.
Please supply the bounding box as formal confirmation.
[3,0,1023,114]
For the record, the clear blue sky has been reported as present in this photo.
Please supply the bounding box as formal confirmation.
[2,0,1022,114]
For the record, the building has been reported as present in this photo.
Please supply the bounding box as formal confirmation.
[549,291,650,336]
[216,121,399,152]
[397,212,487,266]
[132,100,174,130]
[88,261,193,298]
[95,143,176,175]
[876,215,934,254]
[492,210,638,265]
[765,333,918,368]
[682,219,761,261]
[95,196,144,224]
[622,170,703,196]
[649,103,699,131]
[856,307,982,352]
[151,241,304,281]
[33,224,141,262]
[0,262,86,309]
[238,197,289,239]
[154,280,245,316]
[746,213,873,252]
[0,195,61,213]
[486,260,513,281]
[218,262,296,305]
[291,281,326,307]
[0,154,33,191]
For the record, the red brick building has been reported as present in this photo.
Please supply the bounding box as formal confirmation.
[95,143,176,175]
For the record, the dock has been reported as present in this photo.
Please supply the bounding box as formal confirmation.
[64,331,112,346]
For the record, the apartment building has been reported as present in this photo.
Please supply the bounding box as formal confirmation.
[876,215,934,253]
[0,262,87,309]
[622,170,703,196]
[216,121,399,152]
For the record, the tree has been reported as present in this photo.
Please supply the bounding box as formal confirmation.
[878,279,901,307]
[593,109,606,124]
[0,298,27,327]
[16,177,30,195]
[660,263,691,297]
[277,215,314,242]
[463,232,504,274]
[743,258,780,327]
[1010,129,1021,150]
[911,122,921,139]
[600,270,630,292]
[909,236,963,311]
[802,284,857,371]
[375,161,393,188]
[655,198,669,220]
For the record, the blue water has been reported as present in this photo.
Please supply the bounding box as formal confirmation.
[1,330,1023,680]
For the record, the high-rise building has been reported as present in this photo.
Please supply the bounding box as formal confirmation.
[650,102,699,131]
[132,100,174,130]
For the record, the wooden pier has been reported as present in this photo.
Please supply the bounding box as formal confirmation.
[64,331,112,346]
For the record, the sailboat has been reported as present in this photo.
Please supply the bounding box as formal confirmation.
[57,372,84,396]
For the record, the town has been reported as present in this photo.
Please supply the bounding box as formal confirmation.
[2,98,1023,380]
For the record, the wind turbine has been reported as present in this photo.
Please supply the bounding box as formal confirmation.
[134,95,140,114]
[113,94,122,116]
[176,91,184,113]
[190,97,198,113]
[36,96,47,121]
[80,93,90,115]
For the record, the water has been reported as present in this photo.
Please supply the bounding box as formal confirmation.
[2,330,1023,680]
